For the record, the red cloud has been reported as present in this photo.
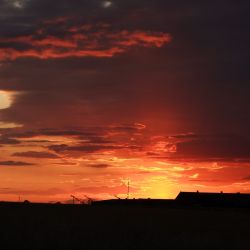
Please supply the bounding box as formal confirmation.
[0,47,125,60]
[0,22,172,61]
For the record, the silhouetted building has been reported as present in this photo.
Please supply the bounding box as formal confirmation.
[176,192,250,207]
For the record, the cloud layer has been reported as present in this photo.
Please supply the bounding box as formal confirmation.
[0,21,171,61]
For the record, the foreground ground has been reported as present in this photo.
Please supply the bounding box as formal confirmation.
[0,203,249,250]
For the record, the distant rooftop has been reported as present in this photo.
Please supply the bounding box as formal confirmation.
[176,192,250,207]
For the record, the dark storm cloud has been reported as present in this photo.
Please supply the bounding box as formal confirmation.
[0,187,64,195]
[86,164,110,169]
[2,128,93,138]
[83,136,114,144]
[172,135,250,161]
[0,125,145,142]
[0,136,20,145]
[12,151,60,159]
[48,144,122,154]
[0,160,34,166]
[44,125,144,154]
[167,133,198,139]
[0,26,170,61]
[0,8,171,61]
[73,184,138,195]
[0,1,250,162]
[110,123,146,132]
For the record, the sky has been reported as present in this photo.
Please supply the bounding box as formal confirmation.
[0,0,250,203]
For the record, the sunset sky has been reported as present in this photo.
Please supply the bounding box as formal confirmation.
[0,0,250,202]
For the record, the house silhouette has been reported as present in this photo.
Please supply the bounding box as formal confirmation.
[176,192,250,207]
[93,192,250,208]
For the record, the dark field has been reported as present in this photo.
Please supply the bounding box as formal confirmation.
[0,203,249,250]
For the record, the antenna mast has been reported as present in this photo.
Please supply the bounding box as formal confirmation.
[127,179,130,199]
[71,195,83,204]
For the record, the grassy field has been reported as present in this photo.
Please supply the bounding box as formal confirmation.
[0,203,249,250]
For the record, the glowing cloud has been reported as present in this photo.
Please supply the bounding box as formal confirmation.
[0,90,22,128]
[102,1,113,8]
[0,22,172,61]
[0,122,23,129]
[10,0,25,9]
[0,91,14,109]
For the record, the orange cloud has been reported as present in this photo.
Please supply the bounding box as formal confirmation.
[0,22,172,61]
[116,31,171,48]
[0,47,125,60]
